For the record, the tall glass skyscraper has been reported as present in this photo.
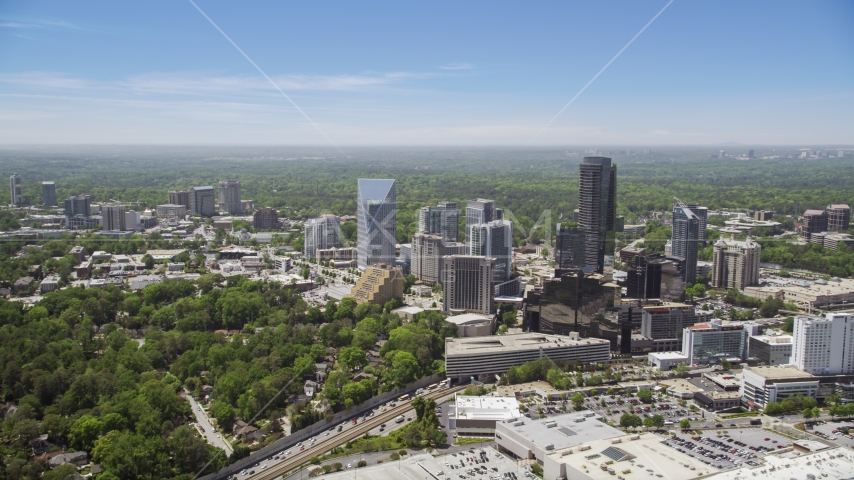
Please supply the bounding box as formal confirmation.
[578,157,616,273]
[304,215,342,260]
[357,179,396,269]
[672,198,700,284]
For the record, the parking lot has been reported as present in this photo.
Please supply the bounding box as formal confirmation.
[436,446,536,480]
[807,420,854,448]
[658,428,792,470]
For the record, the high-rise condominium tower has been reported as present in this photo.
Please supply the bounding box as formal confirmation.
[304,215,343,260]
[419,202,459,242]
[357,179,396,269]
[441,255,496,315]
[218,180,242,214]
[465,198,502,230]
[577,157,616,273]
[467,220,512,285]
[672,198,701,284]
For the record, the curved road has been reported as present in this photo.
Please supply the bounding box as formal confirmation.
[242,385,466,480]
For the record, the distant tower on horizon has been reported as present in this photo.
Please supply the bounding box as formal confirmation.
[41,181,56,206]
[748,149,755,158]
[9,174,22,206]
[218,180,242,214]
[578,156,616,273]
[719,150,725,158]
[357,179,396,269]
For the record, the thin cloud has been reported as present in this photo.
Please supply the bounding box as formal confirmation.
[0,70,440,96]
[0,17,82,30]
[439,63,474,70]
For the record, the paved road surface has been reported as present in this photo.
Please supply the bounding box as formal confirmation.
[185,391,233,456]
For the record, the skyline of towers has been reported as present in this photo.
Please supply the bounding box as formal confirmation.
[577,156,616,273]
[672,197,701,284]
[218,180,242,214]
[304,215,343,260]
[411,232,465,284]
[357,178,396,269]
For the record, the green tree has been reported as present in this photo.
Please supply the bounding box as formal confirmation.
[636,389,653,404]
[619,413,643,428]
[338,346,368,371]
[570,392,585,411]
[679,418,691,429]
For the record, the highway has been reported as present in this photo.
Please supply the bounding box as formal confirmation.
[237,385,466,480]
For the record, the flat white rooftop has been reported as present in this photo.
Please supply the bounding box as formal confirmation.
[446,332,609,356]
[498,410,621,452]
[453,395,521,421]
[550,433,715,480]
[705,447,854,480]
[649,352,689,360]
[446,313,493,325]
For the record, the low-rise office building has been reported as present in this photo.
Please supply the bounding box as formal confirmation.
[445,313,495,337]
[741,365,819,409]
[748,334,792,366]
[449,395,522,436]
[648,351,689,370]
[445,332,610,380]
[694,390,742,411]
[682,319,749,365]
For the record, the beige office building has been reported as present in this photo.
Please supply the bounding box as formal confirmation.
[348,263,403,306]
[711,236,761,290]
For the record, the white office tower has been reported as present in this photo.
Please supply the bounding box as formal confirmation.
[441,255,495,315]
[419,202,459,242]
[218,180,242,214]
[102,205,126,231]
[357,179,396,269]
[304,215,342,260]
[9,174,22,206]
[792,313,854,375]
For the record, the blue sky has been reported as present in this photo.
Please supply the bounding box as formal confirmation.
[1,0,852,145]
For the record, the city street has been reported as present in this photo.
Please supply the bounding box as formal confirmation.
[185,390,233,456]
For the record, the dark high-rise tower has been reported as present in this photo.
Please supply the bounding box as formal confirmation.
[577,157,616,273]
[554,222,586,276]
[672,198,700,284]
[41,181,56,206]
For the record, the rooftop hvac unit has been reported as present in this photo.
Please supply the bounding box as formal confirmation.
[560,449,574,457]
[545,444,554,450]
[574,417,585,423]
[578,445,591,451]
[611,439,622,444]
[629,435,640,440]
